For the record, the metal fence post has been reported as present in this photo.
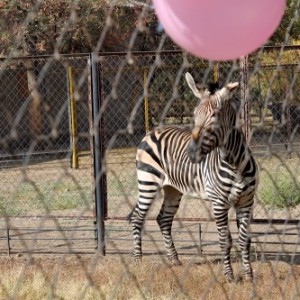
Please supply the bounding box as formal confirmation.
[7,227,11,257]
[213,63,219,83]
[198,223,202,256]
[144,68,150,133]
[240,56,250,142]
[91,52,106,256]
[67,66,79,169]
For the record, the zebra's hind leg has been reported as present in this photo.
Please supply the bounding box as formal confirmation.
[236,207,253,282]
[130,181,161,262]
[157,185,182,266]
[213,205,234,282]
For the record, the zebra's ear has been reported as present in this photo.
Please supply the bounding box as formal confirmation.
[218,82,239,100]
[226,82,239,91]
[185,72,208,99]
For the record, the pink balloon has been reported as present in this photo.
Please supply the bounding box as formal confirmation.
[153,0,286,61]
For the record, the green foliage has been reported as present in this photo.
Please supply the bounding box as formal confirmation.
[248,46,300,121]
[260,166,300,209]
[1,0,299,56]
[0,0,161,56]
[270,0,300,44]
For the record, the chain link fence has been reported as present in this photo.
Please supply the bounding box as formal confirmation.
[3,50,298,223]
[249,48,300,154]
[0,3,300,297]
[99,52,239,221]
[0,55,91,157]
[99,49,300,222]
[0,55,97,255]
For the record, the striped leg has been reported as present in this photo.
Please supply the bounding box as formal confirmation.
[130,180,160,261]
[157,186,182,265]
[236,207,253,281]
[213,205,234,282]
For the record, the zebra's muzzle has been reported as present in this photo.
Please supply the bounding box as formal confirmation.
[188,129,217,163]
[191,127,200,143]
[187,138,204,163]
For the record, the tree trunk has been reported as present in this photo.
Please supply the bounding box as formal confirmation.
[27,63,42,139]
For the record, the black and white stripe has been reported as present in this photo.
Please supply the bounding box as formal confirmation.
[129,73,258,282]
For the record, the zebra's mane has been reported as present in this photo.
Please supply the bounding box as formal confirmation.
[207,82,220,95]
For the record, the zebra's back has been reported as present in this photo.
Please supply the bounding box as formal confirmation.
[136,126,207,197]
[136,125,257,208]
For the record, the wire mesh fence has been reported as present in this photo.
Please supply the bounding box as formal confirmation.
[0,1,300,299]
[0,55,94,217]
[0,47,300,298]
[98,49,300,221]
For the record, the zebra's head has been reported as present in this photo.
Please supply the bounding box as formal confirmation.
[185,72,240,163]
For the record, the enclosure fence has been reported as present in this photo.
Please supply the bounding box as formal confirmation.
[97,48,300,222]
[1,0,300,297]
[0,54,98,256]
[0,48,300,298]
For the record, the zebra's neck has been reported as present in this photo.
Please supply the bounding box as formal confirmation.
[220,128,252,173]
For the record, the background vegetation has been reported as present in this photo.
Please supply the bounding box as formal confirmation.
[0,0,300,57]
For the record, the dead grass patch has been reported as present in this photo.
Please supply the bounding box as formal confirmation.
[0,255,299,299]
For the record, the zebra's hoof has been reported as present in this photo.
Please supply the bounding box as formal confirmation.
[168,257,182,266]
[225,274,235,283]
[132,256,142,264]
[244,274,253,283]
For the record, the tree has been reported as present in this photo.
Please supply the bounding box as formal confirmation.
[1,0,298,56]
[269,0,300,44]
[0,0,164,56]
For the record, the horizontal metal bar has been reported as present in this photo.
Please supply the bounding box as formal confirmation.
[0,227,96,236]
[0,250,96,255]
[96,46,300,57]
[1,45,298,62]
[107,216,300,224]
[0,53,90,61]
[106,237,300,247]
[251,219,300,225]
[106,217,216,222]
[3,237,95,241]
[98,50,183,57]
[261,45,300,51]
[0,216,94,220]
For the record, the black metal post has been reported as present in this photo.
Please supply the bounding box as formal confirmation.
[91,52,105,255]
[198,223,202,256]
[7,227,11,257]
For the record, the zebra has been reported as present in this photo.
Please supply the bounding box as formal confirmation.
[129,72,258,282]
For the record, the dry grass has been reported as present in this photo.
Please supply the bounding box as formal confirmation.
[0,255,300,300]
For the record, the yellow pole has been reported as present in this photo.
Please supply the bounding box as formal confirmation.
[68,66,79,169]
[214,63,219,82]
[144,69,150,133]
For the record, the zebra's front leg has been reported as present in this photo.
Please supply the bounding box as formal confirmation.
[236,207,253,282]
[213,206,234,282]
[157,186,182,266]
